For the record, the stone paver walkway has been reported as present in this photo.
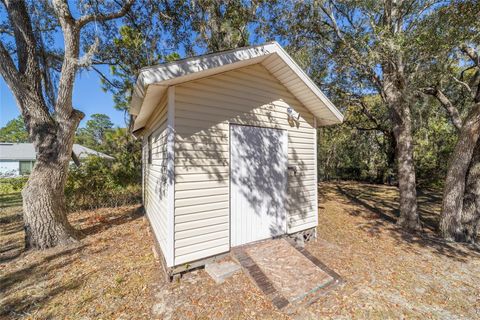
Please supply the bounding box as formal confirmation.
[232,238,342,311]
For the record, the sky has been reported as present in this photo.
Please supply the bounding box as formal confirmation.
[0,2,267,130]
[0,68,127,129]
[0,2,129,130]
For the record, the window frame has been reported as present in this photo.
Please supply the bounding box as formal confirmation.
[148,134,152,165]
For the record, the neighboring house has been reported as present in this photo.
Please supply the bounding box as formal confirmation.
[130,42,344,276]
[0,143,113,177]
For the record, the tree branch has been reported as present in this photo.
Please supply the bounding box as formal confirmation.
[90,65,121,89]
[461,44,479,68]
[452,75,473,97]
[51,0,80,118]
[77,0,135,29]
[422,87,463,131]
[0,39,21,89]
[319,1,385,98]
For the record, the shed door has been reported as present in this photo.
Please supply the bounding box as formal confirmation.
[230,124,288,247]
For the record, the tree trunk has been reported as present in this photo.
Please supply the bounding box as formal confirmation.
[460,140,480,243]
[440,102,480,241]
[392,108,421,231]
[383,67,421,231]
[22,162,78,249]
[20,96,84,249]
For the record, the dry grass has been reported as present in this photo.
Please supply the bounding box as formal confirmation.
[1,182,480,319]
[0,201,160,319]
[304,182,480,319]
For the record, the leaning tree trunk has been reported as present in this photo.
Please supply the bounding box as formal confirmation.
[460,140,480,243]
[21,98,84,249]
[440,102,480,241]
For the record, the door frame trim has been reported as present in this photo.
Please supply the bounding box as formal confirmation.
[228,123,288,248]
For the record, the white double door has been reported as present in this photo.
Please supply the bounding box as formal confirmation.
[230,124,288,247]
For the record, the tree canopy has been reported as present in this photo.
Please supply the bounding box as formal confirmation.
[0,117,28,143]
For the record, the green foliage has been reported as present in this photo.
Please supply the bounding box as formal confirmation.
[0,117,29,142]
[260,0,479,187]
[103,128,142,185]
[188,0,258,52]
[413,110,457,187]
[97,25,174,113]
[70,115,141,211]
[65,156,141,211]
[76,114,114,149]
[0,177,28,194]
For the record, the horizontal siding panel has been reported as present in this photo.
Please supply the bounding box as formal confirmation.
[175,165,228,175]
[177,102,312,126]
[174,118,228,131]
[175,230,229,249]
[176,133,228,144]
[176,92,304,117]
[176,142,229,152]
[176,150,230,160]
[175,180,228,191]
[175,223,229,240]
[288,130,317,138]
[288,221,317,234]
[289,215,317,224]
[175,128,228,138]
[175,237,229,256]
[210,74,310,108]
[175,208,228,224]
[176,157,229,167]
[176,187,229,199]
[175,194,229,208]
[176,172,229,183]
[175,244,230,265]
[175,201,229,215]
[176,215,229,232]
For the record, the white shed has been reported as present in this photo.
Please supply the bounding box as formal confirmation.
[130,42,343,275]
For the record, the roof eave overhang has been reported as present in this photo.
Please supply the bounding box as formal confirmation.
[130,41,343,132]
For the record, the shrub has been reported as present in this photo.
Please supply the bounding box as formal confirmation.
[65,156,141,211]
[0,176,28,194]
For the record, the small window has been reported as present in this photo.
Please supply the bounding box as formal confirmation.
[19,160,34,175]
[148,135,152,164]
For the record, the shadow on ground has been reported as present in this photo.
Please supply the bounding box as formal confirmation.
[320,181,480,263]
[0,202,145,318]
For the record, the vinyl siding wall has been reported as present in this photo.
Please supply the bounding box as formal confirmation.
[143,95,170,259]
[173,63,317,265]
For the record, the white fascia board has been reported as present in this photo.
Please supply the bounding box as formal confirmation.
[130,41,344,130]
[273,45,344,124]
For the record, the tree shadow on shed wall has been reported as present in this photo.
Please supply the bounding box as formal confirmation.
[171,63,316,239]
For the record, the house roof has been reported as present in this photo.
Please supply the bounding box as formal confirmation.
[129,41,344,131]
[0,143,114,161]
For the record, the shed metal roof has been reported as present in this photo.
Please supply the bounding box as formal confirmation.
[0,143,114,161]
[129,41,343,131]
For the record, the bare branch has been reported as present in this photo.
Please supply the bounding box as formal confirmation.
[461,44,480,68]
[76,37,99,67]
[452,75,473,96]
[319,2,385,97]
[422,87,463,131]
[90,65,120,88]
[77,0,135,29]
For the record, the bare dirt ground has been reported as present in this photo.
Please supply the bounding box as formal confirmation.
[1,182,480,319]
